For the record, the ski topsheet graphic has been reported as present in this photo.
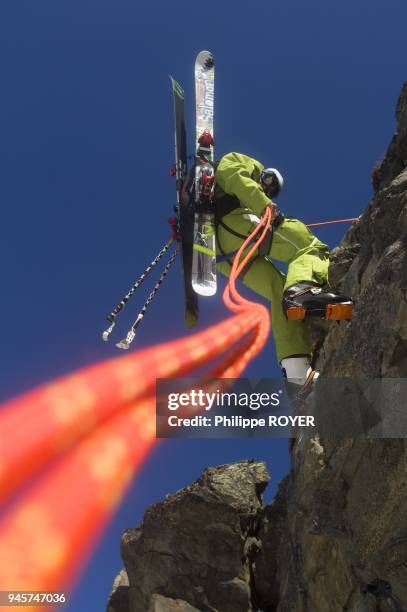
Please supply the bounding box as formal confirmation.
[194,51,215,155]
[192,50,217,297]
[170,76,199,328]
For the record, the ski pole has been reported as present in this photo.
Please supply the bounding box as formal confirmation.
[116,249,179,350]
[102,239,174,342]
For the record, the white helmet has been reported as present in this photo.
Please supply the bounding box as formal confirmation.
[260,167,284,198]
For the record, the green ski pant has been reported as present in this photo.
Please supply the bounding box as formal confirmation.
[216,214,330,363]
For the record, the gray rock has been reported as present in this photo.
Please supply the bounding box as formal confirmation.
[253,81,407,611]
[107,569,130,612]
[147,594,200,611]
[117,461,269,612]
[373,81,407,192]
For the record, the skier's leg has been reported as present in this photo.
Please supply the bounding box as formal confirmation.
[269,218,353,320]
[269,217,330,286]
[239,252,319,390]
[217,214,330,287]
[216,256,312,364]
[216,215,326,381]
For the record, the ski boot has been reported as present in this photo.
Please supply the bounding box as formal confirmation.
[281,356,319,453]
[283,282,353,321]
[281,356,319,399]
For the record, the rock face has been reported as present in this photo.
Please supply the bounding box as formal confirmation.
[253,82,407,611]
[108,83,407,611]
[108,461,269,612]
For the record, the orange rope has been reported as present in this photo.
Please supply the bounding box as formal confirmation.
[0,209,273,605]
[307,216,359,227]
[0,313,260,506]
[222,207,272,375]
[0,398,157,601]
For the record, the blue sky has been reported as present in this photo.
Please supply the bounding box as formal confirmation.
[1,1,406,610]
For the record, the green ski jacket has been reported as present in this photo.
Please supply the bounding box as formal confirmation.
[214,152,271,217]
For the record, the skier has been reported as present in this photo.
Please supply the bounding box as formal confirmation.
[214,152,353,384]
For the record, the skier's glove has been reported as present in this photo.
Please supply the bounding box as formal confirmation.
[265,201,278,221]
[273,211,285,228]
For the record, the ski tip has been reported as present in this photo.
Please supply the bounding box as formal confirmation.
[192,283,217,297]
[196,50,214,70]
[169,75,184,97]
[185,311,199,329]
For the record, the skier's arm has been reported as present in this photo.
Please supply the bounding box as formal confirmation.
[215,152,272,216]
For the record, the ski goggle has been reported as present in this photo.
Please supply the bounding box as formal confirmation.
[260,168,284,198]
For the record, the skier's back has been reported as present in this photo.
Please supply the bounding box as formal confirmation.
[214,152,353,383]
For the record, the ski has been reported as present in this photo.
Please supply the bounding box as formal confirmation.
[192,50,217,297]
[170,76,199,328]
